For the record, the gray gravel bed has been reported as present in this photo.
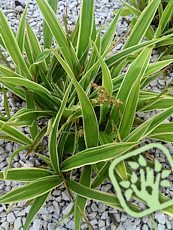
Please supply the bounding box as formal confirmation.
[1,0,173,229]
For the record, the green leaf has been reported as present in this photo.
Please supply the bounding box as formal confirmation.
[29,126,48,154]
[16,5,28,53]
[43,0,58,49]
[119,181,130,189]
[101,10,120,54]
[7,108,55,127]
[25,91,38,139]
[91,162,110,188]
[117,48,151,105]
[0,168,53,182]
[119,78,140,139]
[68,180,122,207]
[35,153,51,167]
[149,123,173,134]
[0,176,62,204]
[145,59,173,77]
[156,0,173,37]
[0,120,32,145]
[37,0,78,72]
[26,22,43,62]
[4,146,28,179]
[53,51,99,148]
[74,166,91,230]
[145,106,173,136]
[26,22,53,90]
[24,192,49,230]
[0,64,24,78]
[111,48,151,136]
[0,77,59,110]
[0,10,32,79]
[61,142,136,172]
[106,34,172,68]
[49,83,71,173]
[67,180,139,212]
[124,0,160,48]
[93,44,113,124]
[77,0,94,62]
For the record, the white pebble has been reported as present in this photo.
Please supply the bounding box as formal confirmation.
[14,217,22,230]
[1,222,10,229]
[98,219,105,228]
[142,224,148,230]
[48,223,56,230]
[32,219,42,229]
[158,224,165,230]
[155,212,166,224]
[7,212,16,223]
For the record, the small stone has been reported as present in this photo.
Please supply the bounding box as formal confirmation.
[158,224,165,230]
[98,203,106,212]
[81,223,88,229]
[142,224,148,230]
[88,212,96,220]
[110,224,116,230]
[91,203,98,212]
[40,207,49,215]
[166,219,172,229]
[53,201,60,216]
[32,219,42,229]
[5,142,12,152]
[150,80,157,87]
[25,206,30,214]
[61,190,70,201]
[62,203,73,215]
[15,5,24,13]
[98,219,105,228]
[14,217,22,230]
[15,0,25,7]
[1,222,9,229]
[155,212,166,224]
[101,212,108,219]
[121,213,127,222]
[117,224,125,230]
[134,218,140,225]
[47,205,54,213]
[123,219,136,230]
[66,220,74,229]
[42,214,52,221]
[158,79,166,86]
[142,216,149,223]
[52,189,61,196]
[55,196,61,202]
[90,219,97,226]
[48,223,56,230]
[101,183,112,192]
[17,210,25,216]
[114,213,120,222]
[7,212,16,223]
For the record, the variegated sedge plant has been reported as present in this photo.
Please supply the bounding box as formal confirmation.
[0,0,173,229]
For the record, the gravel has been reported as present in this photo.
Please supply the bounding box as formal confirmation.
[1,0,173,229]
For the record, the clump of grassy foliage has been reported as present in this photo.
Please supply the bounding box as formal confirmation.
[0,0,173,228]
[121,0,173,59]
